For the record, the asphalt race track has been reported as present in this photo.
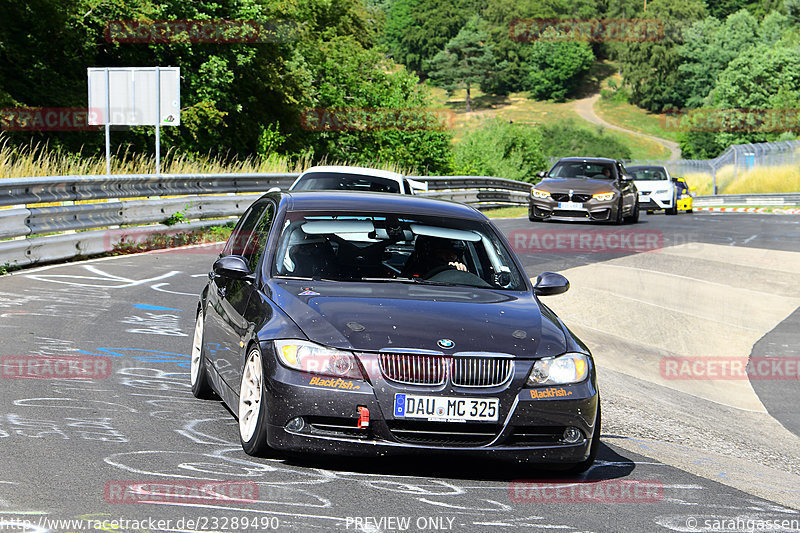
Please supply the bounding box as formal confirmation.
[1,212,799,533]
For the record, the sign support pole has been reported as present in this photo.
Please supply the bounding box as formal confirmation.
[155,66,161,175]
[105,69,111,175]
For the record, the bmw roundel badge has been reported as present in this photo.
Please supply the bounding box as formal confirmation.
[438,339,455,349]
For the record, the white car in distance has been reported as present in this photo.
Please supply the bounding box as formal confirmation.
[289,165,428,195]
[626,165,679,215]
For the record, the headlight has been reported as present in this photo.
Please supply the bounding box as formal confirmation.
[654,189,669,195]
[274,340,364,379]
[592,192,615,201]
[527,353,589,386]
[531,188,551,199]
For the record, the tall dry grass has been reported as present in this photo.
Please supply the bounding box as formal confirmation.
[0,137,414,178]
[683,163,800,195]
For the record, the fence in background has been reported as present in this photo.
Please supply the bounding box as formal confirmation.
[626,140,800,194]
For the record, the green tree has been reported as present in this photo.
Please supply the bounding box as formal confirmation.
[383,0,475,78]
[524,39,594,101]
[677,10,759,108]
[427,16,496,112]
[454,118,546,182]
[617,0,706,112]
[539,120,632,159]
[480,0,602,95]
[298,36,454,173]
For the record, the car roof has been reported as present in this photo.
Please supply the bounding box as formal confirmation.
[298,165,405,181]
[626,165,668,171]
[279,191,486,221]
[554,157,618,164]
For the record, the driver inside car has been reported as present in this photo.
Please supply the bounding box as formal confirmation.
[401,235,467,278]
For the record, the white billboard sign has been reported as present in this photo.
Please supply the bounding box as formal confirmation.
[87,67,180,126]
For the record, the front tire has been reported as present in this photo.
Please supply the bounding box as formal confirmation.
[239,346,271,456]
[190,310,215,399]
[666,192,678,215]
[625,200,640,224]
[613,200,624,225]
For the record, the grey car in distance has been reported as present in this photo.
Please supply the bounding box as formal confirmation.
[528,157,639,224]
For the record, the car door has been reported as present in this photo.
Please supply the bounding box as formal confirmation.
[205,199,274,389]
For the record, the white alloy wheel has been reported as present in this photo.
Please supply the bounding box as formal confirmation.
[239,349,263,442]
[190,314,204,386]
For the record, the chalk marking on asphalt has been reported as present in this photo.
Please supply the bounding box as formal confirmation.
[25,265,180,288]
[743,234,759,245]
[417,498,512,512]
[151,282,198,297]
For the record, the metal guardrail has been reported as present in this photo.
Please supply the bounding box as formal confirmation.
[0,173,532,268]
[693,193,800,207]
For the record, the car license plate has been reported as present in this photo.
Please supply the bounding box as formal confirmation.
[558,201,584,210]
[394,394,499,422]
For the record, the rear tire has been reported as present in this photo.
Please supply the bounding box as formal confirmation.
[239,346,271,456]
[190,310,215,400]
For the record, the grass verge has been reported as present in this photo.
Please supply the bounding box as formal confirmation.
[482,206,527,218]
[595,98,680,143]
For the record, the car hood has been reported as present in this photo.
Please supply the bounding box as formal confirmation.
[537,178,618,194]
[266,279,568,358]
[633,180,672,193]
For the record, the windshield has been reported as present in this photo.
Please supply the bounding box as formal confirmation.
[292,172,401,193]
[548,161,615,179]
[272,211,526,290]
[627,167,669,181]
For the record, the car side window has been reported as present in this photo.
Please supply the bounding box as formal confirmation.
[223,200,270,257]
[241,202,276,273]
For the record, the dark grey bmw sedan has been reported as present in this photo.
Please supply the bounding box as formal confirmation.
[191,190,600,472]
[529,157,639,224]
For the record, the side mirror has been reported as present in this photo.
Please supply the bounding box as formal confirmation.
[213,255,255,282]
[533,272,570,296]
[537,171,547,178]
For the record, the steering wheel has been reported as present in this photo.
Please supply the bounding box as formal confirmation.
[423,265,455,279]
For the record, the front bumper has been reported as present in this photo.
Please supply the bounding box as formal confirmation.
[638,193,672,210]
[260,346,599,463]
[529,198,616,222]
